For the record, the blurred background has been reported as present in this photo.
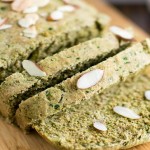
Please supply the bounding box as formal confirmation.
[105,0,150,34]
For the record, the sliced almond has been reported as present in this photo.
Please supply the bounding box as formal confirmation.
[0,24,12,30]
[22,60,46,77]
[110,26,134,40]
[18,14,39,28]
[145,90,150,100]
[93,121,107,131]
[49,10,64,21]
[23,26,38,38]
[36,0,50,7]
[0,18,11,30]
[77,69,104,89]
[0,18,8,27]
[25,14,39,23]
[18,18,33,28]
[11,0,36,12]
[113,106,141,119]
[58,5,75,12]
[23,6,38,14]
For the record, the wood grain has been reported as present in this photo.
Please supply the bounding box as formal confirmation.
[0,0,150,150]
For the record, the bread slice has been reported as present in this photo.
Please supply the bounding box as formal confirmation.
[0,32,124,122]
[0,0,109,82]
[16,39,150,131]
[33,68,150,150]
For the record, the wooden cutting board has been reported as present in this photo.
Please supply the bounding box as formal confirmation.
[0,0,150,150]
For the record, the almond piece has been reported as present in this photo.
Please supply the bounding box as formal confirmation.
[18,18,33,28]
[145,90,150,100]
[11,0,36,12]
[22,60,46,77]
[77,69,104,89]
[0,18,8,27]
[23,26,38,38]
[25,14,39,23]
[58,5,75,12]
[110,26,134,40]
[23,6,38,14]
[49,10,64,21]
[18,14,39,28]
[113,106,141,119]
[0,24,12,30]
[93,121,107,131]
[0,18,11,30]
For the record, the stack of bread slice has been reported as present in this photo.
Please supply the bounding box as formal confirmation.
[0,0,150,149]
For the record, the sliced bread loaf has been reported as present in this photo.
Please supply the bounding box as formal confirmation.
[16,39,150,131]
[0,32,123,122]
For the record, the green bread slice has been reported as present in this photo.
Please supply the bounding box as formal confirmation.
[0,32,125,122]
[0,0,109,82]
[16,39,150,131]
[33,68,150,150]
